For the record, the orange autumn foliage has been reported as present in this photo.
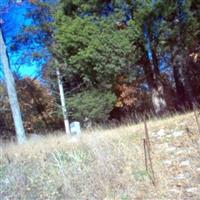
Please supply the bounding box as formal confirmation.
[0,78,62,135]
[16,78,62,133]
[110,75,152,121]
[29,0,38,4]
[115,83,137,107]
[114,75,147,109]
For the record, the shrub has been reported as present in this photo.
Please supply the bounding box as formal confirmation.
[68,89,116,123]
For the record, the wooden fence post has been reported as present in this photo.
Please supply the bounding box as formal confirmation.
[143,118,156,186]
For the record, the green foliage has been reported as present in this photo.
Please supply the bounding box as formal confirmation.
[54,14,140,86]
[51,148,93,169]
[0,165,6,180]
[132,170,150,182]
[68,89,116,122]
[54,16,99,58]
[69,23,138,85]
[59,0,110,16]
[48,0,200,124]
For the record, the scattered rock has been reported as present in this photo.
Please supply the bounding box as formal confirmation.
[172,130,183,137]
[156,143,169,149]
[180,121,187,126]
[156,129,166,137]
[180,160,190,166]
[152,121,199,198]
[168,188,180,193]
[166,134,172,138]
[174,173,187,180]
[196,168,200,172]
[3,178,10,185]
[186,187,198,193]
[166,146,176,152]
[176,150,185,155]
[163,160,172,165]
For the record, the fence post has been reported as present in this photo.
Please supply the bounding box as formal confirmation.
[143,117,156,186]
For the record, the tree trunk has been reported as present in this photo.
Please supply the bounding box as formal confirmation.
[151,82,167,115]
[0,28,26,144]
[142,50,167,115]
[145,27,167,115]
[172,57,186,109]
[172,48,195,109]
[183,54,196,108]
[56,67,71,136]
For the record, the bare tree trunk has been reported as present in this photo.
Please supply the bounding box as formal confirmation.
[173,62,186,109]
[0,28,26,144]
[56,67,71,136]
[151,82,167,115]
[142,51,167,115]
[150,49,167,115]
[172,48,195,109]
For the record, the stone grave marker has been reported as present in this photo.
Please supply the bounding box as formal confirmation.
[70,121,81,136]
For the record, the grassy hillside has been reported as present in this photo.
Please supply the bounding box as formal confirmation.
[0,112,200,200]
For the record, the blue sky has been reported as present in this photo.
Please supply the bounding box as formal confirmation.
[0,0,45,78]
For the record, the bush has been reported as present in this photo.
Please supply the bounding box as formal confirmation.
[68,89,116,123]
[0,78,63,137]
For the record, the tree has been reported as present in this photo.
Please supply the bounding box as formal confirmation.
[68,89,116,123]
[16,77,62,133]
[0,77,63,138]
[12,0,72,135]
[7,0,199,129]
[55,0,169,115]
[155,0,200,109]
[49,1,144,121]
[0,0,26,144]
[44,0,200,121]
[125,0,168,114]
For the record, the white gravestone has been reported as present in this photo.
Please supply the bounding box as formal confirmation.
[70,121,81,136]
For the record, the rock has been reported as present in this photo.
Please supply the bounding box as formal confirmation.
[156,129,166,137]
[176,150,185,155]
[3,177,10,185]
[163,160,172,165]
[197,168,200,172]
[172,130,183,137]
[174,173,187,180]
[168,188,179,193]
[166,146,176,152]
[180,160,190,166]
[156,143,169,150]
[166,134,172,138]
[180,121,187,126]
[186,187,198,193]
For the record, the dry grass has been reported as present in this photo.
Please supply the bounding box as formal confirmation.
[0,112,200,200]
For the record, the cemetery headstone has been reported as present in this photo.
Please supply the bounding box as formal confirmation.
[70,121,81,136]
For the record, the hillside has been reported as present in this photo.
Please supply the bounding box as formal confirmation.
[0,112,200,200]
